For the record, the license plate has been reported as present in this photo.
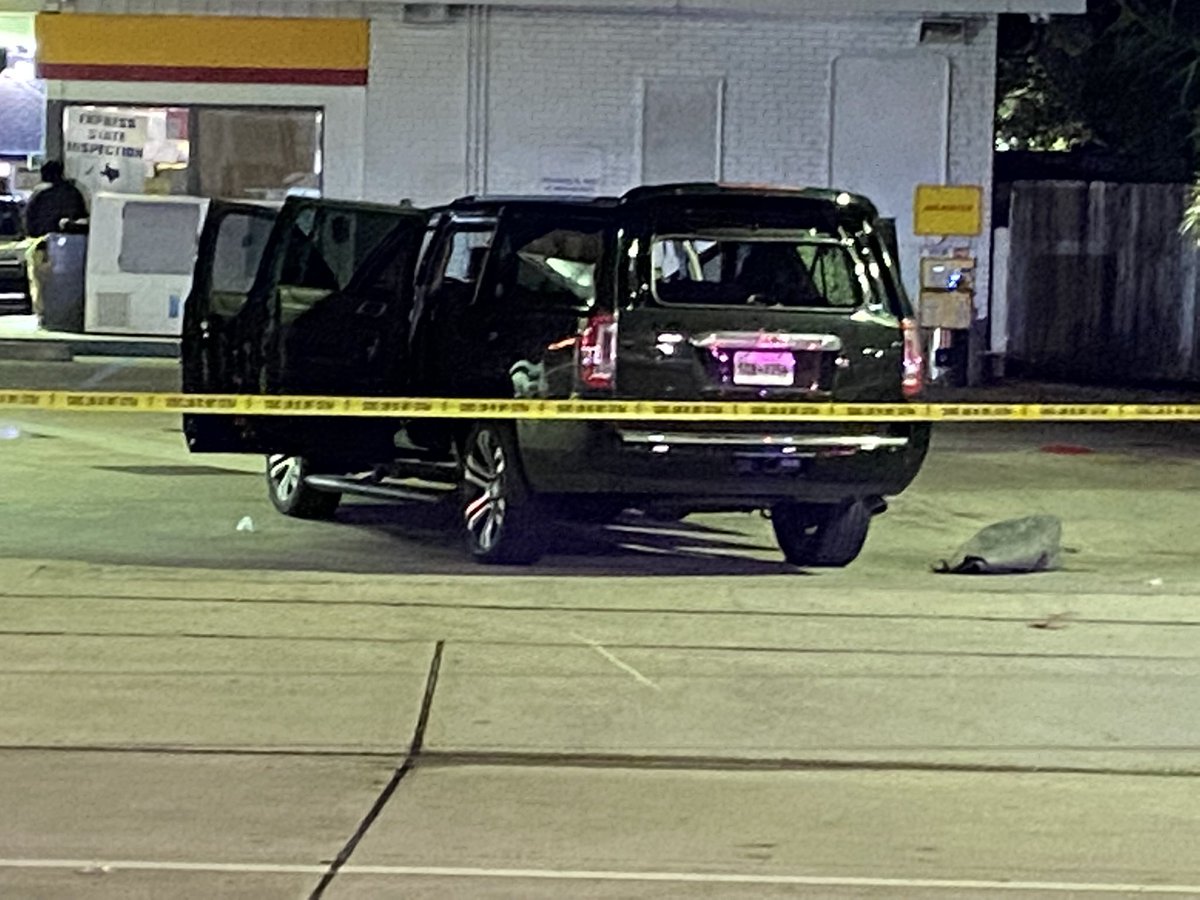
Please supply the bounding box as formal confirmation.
[733,350,795,386]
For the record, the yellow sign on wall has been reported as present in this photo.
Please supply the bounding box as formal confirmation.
[914,184,984,236]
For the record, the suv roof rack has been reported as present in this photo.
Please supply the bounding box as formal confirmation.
[443,184,878,217]
[449,194,620,209]
[619,182,874,209]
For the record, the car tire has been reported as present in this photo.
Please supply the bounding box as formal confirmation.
[266,454,342,520]
[771,499,871,568]
[460,424,544,565]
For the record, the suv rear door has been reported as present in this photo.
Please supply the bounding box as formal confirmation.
[423,207,610,401]
[408,212,499,397]
[614,197,909,403]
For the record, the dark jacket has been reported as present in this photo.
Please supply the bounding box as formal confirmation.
[24,181,88,238]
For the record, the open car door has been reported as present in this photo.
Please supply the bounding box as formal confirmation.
[181,201,277,452]
[185,197,430,462]
[246,198,431,464]
[264,199,429,396]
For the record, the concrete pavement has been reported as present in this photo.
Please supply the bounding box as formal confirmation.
[2,358,1200,896]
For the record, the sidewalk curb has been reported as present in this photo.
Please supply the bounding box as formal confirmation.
[66,339,180,359]
[0,341,73,362]
[0,338,180,360]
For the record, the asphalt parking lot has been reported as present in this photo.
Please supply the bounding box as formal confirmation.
[2,357,1200,898]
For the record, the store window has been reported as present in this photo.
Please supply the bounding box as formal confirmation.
[195,108,320,199]
[62,104,322,203]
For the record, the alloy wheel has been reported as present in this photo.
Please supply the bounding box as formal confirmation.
[462,430,507,552]
[268,454,302,503]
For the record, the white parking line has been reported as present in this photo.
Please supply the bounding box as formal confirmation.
[77,361,134,389]
[572,632,662,691]
[0,859,1197,893]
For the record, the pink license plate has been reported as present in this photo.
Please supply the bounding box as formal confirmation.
[733,350,795,386]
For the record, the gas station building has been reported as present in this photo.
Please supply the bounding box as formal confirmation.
[2,0,1082,358]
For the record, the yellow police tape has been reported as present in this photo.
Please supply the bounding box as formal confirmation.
[2,389,1200,422]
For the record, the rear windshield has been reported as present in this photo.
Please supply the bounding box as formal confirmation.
[651,234,871,309]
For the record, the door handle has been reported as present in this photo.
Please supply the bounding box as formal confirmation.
[355,300,388,318]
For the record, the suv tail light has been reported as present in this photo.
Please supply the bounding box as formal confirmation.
[901,317,924,398]
[579,313,618,391]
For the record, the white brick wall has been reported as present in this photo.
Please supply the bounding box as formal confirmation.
[364,14,470,204]
[365,7,997,308]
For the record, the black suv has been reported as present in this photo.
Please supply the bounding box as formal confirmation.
[182,184,929,566]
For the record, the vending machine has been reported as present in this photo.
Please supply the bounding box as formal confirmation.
[84,193,210,336]
[918,253,975,386]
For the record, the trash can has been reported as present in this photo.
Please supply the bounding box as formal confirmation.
[38,226,88,333]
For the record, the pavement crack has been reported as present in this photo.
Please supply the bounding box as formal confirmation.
[415,749,1200,779]
[308,639,444,900]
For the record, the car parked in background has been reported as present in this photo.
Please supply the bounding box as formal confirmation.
[183,184,929,566]
[0,196,32,314]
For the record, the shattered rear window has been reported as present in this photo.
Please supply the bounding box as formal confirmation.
[650,234,869,309]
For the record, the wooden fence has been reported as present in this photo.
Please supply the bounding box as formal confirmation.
[1006,181,1200,384]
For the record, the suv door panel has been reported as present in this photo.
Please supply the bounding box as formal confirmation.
[185,198,428,460]
[265,202,429,461]
[481,213,611,400]
[181,201,277,452]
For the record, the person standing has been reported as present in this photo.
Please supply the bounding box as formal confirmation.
[23,161,88,322]
[24,160,87,238]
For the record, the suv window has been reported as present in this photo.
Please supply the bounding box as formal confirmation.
[651,235,866,309]
[409,222,496,334]
[440,229,493,287]
[211,211,274,296]
[503,225,604,310]
[279,206,407,293]
[797,243,860,308]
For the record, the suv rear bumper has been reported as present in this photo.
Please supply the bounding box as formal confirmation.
[517,420,930,505]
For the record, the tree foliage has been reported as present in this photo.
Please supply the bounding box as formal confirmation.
[997,1,1200,181]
